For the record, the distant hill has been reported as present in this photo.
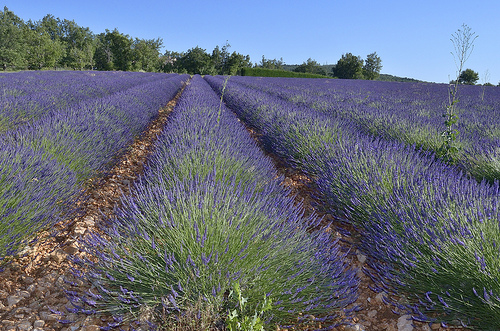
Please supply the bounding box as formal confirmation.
[281,64,423,82]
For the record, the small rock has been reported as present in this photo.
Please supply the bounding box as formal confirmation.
[7,294,23,306]
[345,324,364,331]
[63,245,79,255]
[56,275,65,287]
[375,291,387,303]
[19,290,31,298]
[40,312,60,322]
[34,320,45,328]
[16,307,32,314]
[397,315,414,331]
[21,276,34,285]
[28,301,42,310]
[430,323,441,330]
[356,250,367,264]
[420,324,432,331]
[50,249,67,263]
[26,284,36,293]
[70,323,82,331]
[74,226,86,236]
[17,320,33,331]
[367,309,377,318]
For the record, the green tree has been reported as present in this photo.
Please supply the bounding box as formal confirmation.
[258,55,284,70]
[363,52,382,80]
[31,16,95,70]
[94,32,113,70]
[107,29,132,71]
[160,50,183,73]
[458,68,479,85]
[94,29,132,71]
[333,53,364,79]
[294,58,326,75]
[37,14,63,41]
[0,6,25,70]
[59,19,95,69]
[22,25,64,69]
[131,38,163,72]
[178,46,213,74]
[226,51,251,75]
[211,41,231,75]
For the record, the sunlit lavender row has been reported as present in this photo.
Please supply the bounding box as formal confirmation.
[71,75,358,329]
[0,72,188,260]
[205,75,500,329]
[228,76,500,182]
[0,71,176,134]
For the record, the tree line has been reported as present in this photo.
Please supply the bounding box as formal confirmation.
[0,6,384,80]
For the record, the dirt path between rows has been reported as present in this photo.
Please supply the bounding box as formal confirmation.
[240,125,465,331]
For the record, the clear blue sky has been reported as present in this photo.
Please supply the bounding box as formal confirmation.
[4,0,499,84]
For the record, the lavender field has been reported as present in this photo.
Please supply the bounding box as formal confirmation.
[2,72,500,329]
[0,71,189,259]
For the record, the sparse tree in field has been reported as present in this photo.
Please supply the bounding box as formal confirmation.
[439,23,478,164]
[458,68,479,85]
[363,52,382,80]
[333,53,364,79]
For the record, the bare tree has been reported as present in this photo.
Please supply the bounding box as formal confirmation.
[439,24,478,163]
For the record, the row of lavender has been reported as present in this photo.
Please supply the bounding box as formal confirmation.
[0,71,173,134]
[205,75,500,329]
[228,76,500,182]
[0,72,189,260]
[70,75,358,329]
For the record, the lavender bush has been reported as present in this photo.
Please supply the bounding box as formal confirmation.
[0,73,188,260]
[72,75,358,329]
[0,142,77,258]
[205,75,500,329]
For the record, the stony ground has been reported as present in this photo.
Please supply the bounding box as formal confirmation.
[0,85,470,331]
